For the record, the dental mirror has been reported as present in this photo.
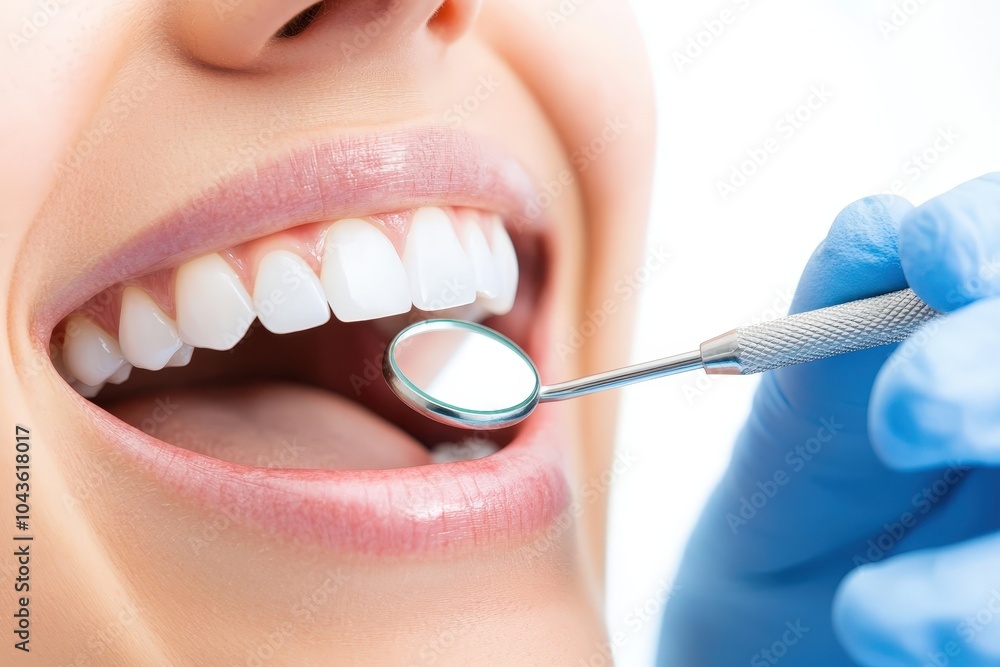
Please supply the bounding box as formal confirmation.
[384,320,542,430]
[384,288,941,430]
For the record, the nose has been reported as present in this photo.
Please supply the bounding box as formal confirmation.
[173,0,482,70]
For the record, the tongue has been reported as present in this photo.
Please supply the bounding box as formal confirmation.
[105,381,433,470]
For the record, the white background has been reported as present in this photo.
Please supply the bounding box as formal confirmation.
[606,1,1000,665]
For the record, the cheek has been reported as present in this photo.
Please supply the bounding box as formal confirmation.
[478,0,656,571]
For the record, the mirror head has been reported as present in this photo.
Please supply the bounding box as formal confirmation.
[383,319,541,430]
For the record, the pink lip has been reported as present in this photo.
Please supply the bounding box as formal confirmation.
[89,399,571,554]
[41,126,572,555]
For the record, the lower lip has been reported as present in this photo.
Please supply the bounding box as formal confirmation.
[87,398,571,554]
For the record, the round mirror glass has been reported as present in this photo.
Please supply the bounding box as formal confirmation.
[386,320,540,428]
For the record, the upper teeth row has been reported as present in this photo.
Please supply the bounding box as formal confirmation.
[55,207,519,395]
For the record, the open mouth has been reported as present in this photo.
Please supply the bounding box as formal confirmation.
[54,205,540,465]
[36,128,572,554]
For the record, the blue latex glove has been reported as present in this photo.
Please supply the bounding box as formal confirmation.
[657,174,1000,666]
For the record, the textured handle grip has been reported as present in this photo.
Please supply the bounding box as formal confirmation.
[729,288,940,375]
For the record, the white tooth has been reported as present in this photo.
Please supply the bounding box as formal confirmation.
[253,250,331,334]
[119,287,184,371]
[63,316,127,386]
[166,344,194,368]
[71,380,106,399]
[459,221,501,299]
[49,344,77,384]
[321,219,412,323]
[482,218,519,315]
[175,254,255,351]
[404,207,477,311]
[106,363,133,385]
[430,438,501,463]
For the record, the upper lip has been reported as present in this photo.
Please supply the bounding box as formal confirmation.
[38,124,571,554]
[32,125,541,341]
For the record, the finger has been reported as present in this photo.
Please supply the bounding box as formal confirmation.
[899,173,1000,312]
[791,194,913,313]
[834,531,1000,667]
[870,297,1000,470]
[778,194,913,411]
[706,194,941,573]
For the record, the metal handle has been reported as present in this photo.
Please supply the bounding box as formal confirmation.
[700,288,941,375]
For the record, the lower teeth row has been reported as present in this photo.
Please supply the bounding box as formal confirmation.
[429,438,501,463]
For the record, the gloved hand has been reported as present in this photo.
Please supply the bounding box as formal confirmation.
[657,174,1000,666]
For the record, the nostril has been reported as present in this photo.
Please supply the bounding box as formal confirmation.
[276,2,325,39]
[175,0,480,69]
[427,2,454,30]
[427,0,481,43]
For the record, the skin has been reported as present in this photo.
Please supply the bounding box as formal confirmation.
[0,1,654,664]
